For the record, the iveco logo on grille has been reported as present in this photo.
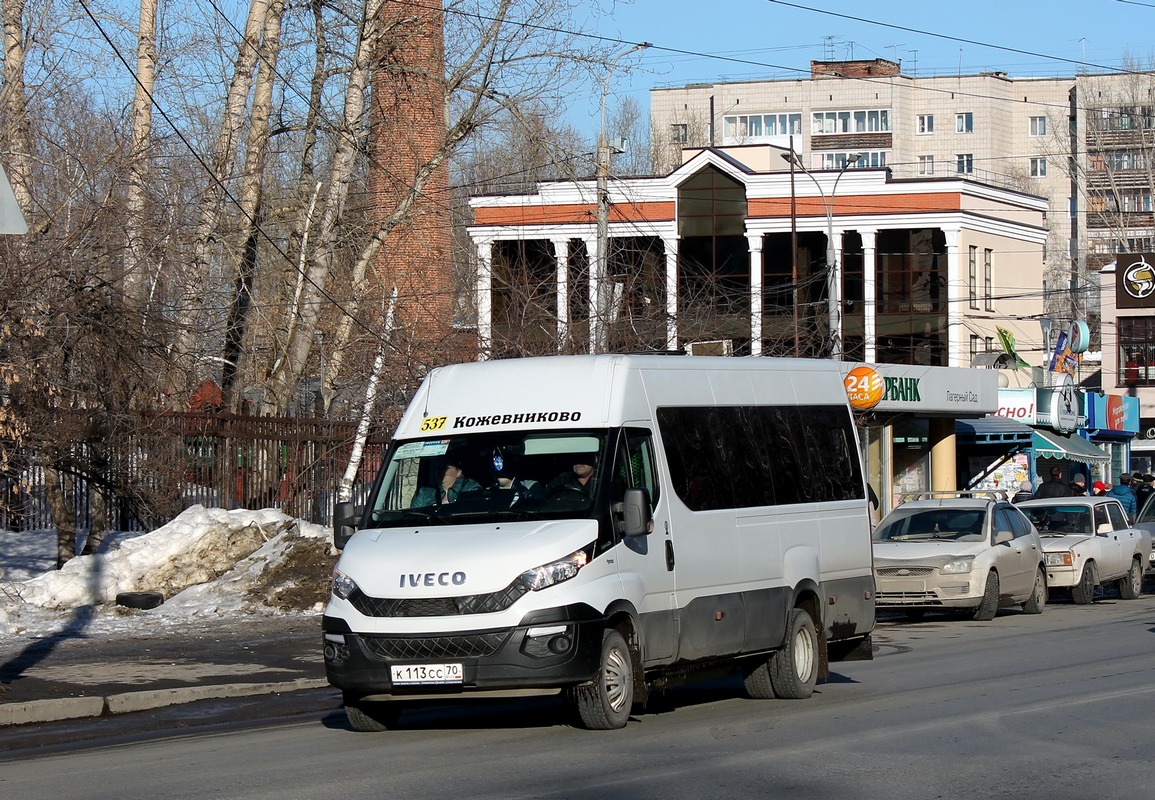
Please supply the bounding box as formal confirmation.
[897,569,912,576]
[400,572,467,588]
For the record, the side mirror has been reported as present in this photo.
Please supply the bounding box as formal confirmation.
[1096,523,1113,535]
[994,530,1014,545]
[622,488,652,537]
[334,501,363,551]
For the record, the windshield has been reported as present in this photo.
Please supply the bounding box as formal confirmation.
[873,507,987,542]
[1139,495,1155,524]
[1023,504,1092,535]
[365,429,609,527]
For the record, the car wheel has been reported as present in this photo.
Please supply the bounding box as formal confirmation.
[115,591,164,610]
[1072,562,1096,605]
[1119,558,1143,600]
[972,572,1000,621]
[573,628,634,729]
[768,608,819,700]
[343,694,403,732]
[1022,567,1046,614]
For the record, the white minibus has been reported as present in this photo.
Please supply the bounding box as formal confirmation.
[324,354,875,730]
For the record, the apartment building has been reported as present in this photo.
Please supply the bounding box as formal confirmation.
[650,60,1155,426]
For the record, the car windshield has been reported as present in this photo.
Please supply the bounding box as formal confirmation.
[1139,495,1155,524]
[365,429,609,527]
[873,507,986,542]
[1022,505,1092,535]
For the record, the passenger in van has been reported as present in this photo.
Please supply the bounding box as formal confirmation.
[546,458,597,497]
[411,460,481,507]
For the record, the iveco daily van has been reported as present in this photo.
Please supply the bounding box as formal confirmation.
[323,354,875,730]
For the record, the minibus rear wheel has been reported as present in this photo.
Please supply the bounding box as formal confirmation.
[768,607,818,700]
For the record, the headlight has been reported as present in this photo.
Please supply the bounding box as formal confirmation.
[1045,552,1073,567]
[331,567,358,599]
[521,545,593,591]
[940,558,974,575]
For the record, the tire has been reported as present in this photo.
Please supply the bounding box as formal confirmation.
[768,608,819,700]
[1119,558,1143,600]
[115,591,164,610]
[1022,567,1046,615]
[573,629,634,730]
[1072,562,1096,605]
[971,572,1000,621]
[743,658,775,700]
[343,694,403,732]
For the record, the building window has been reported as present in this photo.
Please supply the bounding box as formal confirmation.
[917,155,935,176]
[984,249,993,311]
[918,114,934,134]
[956,112,974,133]
[721,113,801,144]
[957,153,974,174]
[1029,116,1047,136]
[1030,157,1047,177]
[985,336,994,353]
[1119,317,1155,387]
[671,124,688,144]
[968,246,978,309]
[816,150,887,169]
[970,335,979,361]
[811,109,890,135]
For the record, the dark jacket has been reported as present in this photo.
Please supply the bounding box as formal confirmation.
[1011,490,1034,503]
[1033,478,1073,499]
[1108,483,1137,517]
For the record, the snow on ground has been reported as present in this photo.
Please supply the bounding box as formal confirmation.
[0,506,335,639]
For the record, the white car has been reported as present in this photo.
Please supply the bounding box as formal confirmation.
[1018,497,1151,603]
[872,494,1046,621]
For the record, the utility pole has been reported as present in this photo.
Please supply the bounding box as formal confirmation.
[594,42,650,354]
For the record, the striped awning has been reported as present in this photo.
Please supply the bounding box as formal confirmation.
[1032,429,1110,464]
[955,416,1034,444]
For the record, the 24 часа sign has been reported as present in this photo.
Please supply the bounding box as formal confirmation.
[1117,253,1155,309]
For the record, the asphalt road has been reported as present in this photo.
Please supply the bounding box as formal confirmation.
[3,595,1155,800]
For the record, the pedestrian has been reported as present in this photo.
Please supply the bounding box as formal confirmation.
[1135,473,1155,513]
[1108,473,1138,519]
[1068,473,1087,496]
[1033,465,1073,498]
[1092,480,1110,497]
[1012,480,1035,503]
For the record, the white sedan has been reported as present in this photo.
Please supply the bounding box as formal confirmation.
[1018,497,1151,603]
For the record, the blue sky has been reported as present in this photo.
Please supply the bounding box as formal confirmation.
[570,0,1155,135]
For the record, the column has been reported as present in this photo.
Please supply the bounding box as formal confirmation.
[929,417,958,493]
[662,234,679,352]
[747,232,764,356]
[861,230,878,362]
[552,238,570,351]
[943,228,960,367]
[474,236,494,359]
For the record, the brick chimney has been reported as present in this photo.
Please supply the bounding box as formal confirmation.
[370,1,469,371]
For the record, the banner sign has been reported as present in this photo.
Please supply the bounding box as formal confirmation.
[1116,253,1155,309]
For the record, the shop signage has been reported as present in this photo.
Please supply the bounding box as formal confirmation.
[1086,392,1140,433]
[843,363,996,414]
[995,387,1037,424]
[1116,253,1155,309]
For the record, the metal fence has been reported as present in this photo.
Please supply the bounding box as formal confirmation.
[1,410,396,533]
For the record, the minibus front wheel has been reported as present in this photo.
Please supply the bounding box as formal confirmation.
[572,628,633,729]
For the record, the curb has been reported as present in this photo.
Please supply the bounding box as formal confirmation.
[0,678,329,727]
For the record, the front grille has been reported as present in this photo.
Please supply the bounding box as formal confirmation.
[875,566,936,577]
[361,631,510,661]
[349,580,530,618]
[877,591,941,604]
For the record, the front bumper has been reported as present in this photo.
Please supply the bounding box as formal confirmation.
[1045,567,1079,588]
[873,571,981,609]
[323,604,605,699]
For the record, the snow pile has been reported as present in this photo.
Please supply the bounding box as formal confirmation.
[0,506,336,637]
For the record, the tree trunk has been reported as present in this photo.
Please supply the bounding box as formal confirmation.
[123,0,158,308]
[43,466,78,569]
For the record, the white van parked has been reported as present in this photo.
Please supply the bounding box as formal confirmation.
[324,354,876,730]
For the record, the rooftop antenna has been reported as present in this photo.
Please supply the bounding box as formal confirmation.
[887,44,904,65]
[824,35,835,61]
[909,49,918,76]
[958,47,964,77]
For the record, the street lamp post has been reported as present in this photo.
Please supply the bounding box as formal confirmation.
[780,151,860,359]
[594,42,650,354]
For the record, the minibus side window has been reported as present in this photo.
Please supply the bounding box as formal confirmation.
[612,429,659,507]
